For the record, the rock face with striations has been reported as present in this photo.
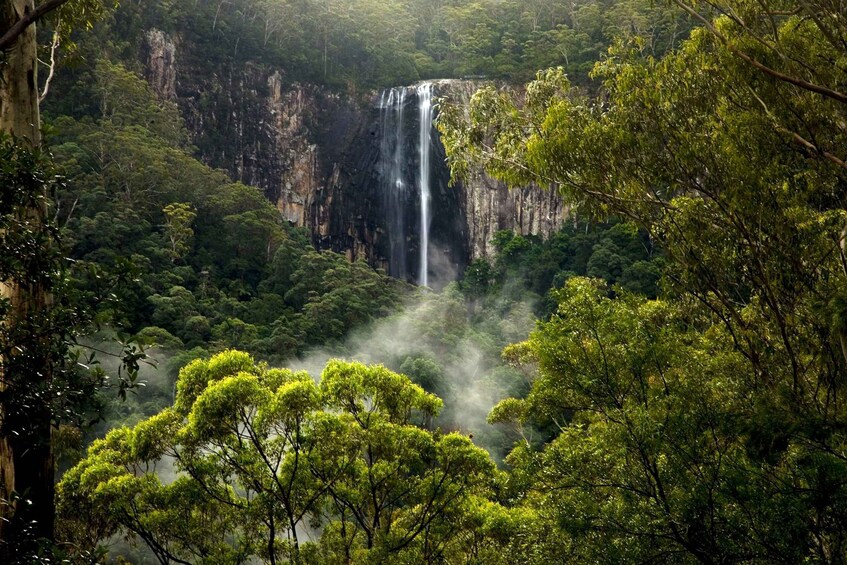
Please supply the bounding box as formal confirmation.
[142,29,177,101]
[142,30,566,283]
[433,80,566,260]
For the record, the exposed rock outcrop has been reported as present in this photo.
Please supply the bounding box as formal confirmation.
[142,29,177,100]
[462,172,566,259]
[140,30,566,282]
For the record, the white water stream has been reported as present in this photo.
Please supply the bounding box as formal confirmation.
[379,87,409,279]
[379,82,435,286]
[417,82,434,287]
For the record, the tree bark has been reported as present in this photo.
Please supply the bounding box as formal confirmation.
[0,0,54,558]
[1,0,41,143]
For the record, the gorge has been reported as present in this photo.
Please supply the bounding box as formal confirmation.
[6,0,837,560]
[141,29,567,284]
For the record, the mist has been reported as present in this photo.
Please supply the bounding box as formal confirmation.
[78,277,539,465]
[287,282,537,459]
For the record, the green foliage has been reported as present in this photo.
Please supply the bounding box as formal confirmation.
[441,1,847,560]
[91,58,188,147]
[253,246,411,360]
[0,138,148,415]
[50,0,692,91]
[0,134,152,559]
[460,222,664,320]
[399,355,447,398]
[58,351,497,563]
[47,1,847,562]
[494,279,847,561]
[48,59,411,370]
[161,202,196,263]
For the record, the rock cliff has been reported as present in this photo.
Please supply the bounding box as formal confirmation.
[142,29,566,283]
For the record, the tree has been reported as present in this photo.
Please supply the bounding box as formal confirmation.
[0,137,59,558]
[493,280,725,561]
[162,203,196,263]
[1,0,54,555]
[58,351,495,563]
[440,3,847,560]
[0,0,110,556]
[669,0,847,108]
[493,278,847,562]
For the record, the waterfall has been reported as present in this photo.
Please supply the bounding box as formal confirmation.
[417,82,434,287]
[379,86,409,280]
[378,82,436,286]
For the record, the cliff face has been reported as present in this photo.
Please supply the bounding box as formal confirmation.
[462,172,567,259]
[433,80,566,260]
[142,29,177,101]
[142,30,565,283]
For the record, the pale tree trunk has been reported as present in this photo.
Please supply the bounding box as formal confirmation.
[0,0,40,143]
[0,0,54,557]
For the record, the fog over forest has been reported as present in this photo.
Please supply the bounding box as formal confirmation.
[1,0,846,563]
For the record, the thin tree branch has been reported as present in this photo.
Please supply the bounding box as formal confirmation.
[39,23,60,103]
[777,126,847,170]
[672,0,847,105]
[745,84,847,170]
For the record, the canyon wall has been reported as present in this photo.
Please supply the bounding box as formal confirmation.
[142,30,566,283]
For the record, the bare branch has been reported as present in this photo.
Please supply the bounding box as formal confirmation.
[39,23,60,103]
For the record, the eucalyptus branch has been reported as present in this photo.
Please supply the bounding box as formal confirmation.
[672,0,847,105]
[746,84,847,170]
[39,22,60,103]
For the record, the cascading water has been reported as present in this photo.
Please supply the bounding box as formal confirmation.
[378,82,437,286]
[379,87,409,280]
[417,82,434,287]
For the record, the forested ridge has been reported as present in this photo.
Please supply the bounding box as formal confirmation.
[61,0,689,89]
[1,0,846,563]
[269,0,688,85]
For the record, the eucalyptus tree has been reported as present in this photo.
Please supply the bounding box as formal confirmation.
[0,0,112,556]
[491,279,798,561]
[59,351,496,564]
[439,1,847,560]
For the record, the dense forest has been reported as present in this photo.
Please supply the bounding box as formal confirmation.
[1,0,846,563]
[37,0,693,97]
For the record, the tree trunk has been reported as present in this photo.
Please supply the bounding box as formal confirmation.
[0,0,54,558]
[0,0,40,143]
